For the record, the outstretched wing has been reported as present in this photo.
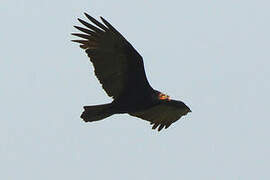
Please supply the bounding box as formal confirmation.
[72,13,152,99]
[129,100,191,131]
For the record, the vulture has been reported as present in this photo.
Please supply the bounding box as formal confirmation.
[72,13,191,131]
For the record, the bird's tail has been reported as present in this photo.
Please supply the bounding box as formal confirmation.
[80,103,115,122]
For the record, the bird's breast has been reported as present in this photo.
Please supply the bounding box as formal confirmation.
[112,93,156,113]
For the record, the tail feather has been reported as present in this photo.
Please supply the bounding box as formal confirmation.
[81,103,114,122]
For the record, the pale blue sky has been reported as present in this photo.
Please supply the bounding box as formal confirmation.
[1,0,270,179]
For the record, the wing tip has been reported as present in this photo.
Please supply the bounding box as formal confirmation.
[84,12,94,21]
[158,124,165,131]
[150,122,172,131]
[100,16,105,21]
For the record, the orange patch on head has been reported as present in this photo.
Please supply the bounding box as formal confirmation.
[158,93,171,101]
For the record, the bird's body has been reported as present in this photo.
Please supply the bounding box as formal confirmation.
[72,13,191,131]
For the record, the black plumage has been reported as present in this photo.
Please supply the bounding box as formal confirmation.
[72,13,191,131]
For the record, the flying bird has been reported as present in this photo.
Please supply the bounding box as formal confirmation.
[72,13,191,131]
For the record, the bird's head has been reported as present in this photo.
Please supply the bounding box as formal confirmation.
[153,90,171,101]
[158,93,171,101]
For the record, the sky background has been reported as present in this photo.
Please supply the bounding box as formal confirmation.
[1,0,270,179]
